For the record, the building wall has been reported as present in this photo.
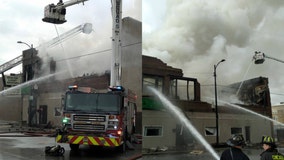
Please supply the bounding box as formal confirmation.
[272,104,284,142]
[0,76,22,122]
[272,104,284,123]
[188,112,272,144]
[142,109,273,149]
[0,96,21,122]
[37,92,62,127]
[142,110,177,149]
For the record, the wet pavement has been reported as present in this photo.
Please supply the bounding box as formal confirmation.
[142,147,284,160]
[0,132,284,160]
[0,133,141,160]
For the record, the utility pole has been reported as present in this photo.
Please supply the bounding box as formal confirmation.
[214,59,225,146]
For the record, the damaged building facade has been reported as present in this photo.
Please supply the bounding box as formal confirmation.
[142,55,274,151]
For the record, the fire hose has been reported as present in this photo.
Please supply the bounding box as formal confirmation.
[45,145,65,156]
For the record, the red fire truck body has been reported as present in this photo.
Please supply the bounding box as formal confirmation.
[56,85,136,152]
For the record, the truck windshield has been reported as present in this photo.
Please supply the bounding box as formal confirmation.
[65,93,121,113]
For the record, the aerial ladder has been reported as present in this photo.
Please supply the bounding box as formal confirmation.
[41,23,92,48]
[0,22,92,88]
[42,0,122,86]
[0,55,23,75]
[253,51,284,64]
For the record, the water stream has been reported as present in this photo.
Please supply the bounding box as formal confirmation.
[236,61,253,96]
[218,99,284,127]
[0,72,60,96]
[54,24,74,78]
[149,87,220,160]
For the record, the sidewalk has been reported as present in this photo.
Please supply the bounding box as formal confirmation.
[0,121,56,137]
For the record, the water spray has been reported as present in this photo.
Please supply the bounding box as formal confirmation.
[219,100,284,127]
[205,96,284,127]
[149,87,220,160]
[54,25,74,78]
[0,72,63,96]
[236,61,253,96]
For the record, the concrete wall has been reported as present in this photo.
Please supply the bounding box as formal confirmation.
[188,112,272,144]
[22,92,62,126]
[0,96,21,122]
[37,92,63,127]
[142,110,273,149]
[142,110,177,149]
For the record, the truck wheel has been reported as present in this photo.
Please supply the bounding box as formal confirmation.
[69,144,79,151]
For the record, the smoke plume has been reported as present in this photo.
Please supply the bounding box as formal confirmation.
[143,0,284,105]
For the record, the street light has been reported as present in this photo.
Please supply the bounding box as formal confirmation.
[17,41,35,127]
[214,59,225,146]
[17,41,33,49]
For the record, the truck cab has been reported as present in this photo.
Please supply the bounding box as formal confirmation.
[57,85,136,152]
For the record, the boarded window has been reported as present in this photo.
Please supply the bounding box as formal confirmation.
[231,127,242,135]
[144,126,162,137]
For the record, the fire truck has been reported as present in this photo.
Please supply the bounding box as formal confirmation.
[43,0,136,152]
[56,85,137,152]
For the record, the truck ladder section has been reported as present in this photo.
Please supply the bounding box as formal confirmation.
[0,55,23,74]
[42,23,92,48]
[0,22,92,76]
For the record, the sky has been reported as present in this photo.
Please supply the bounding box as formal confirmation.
[143,0,284,105]
[0,0,141,78]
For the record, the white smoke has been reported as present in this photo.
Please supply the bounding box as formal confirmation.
[34,0,142,80]
[143,0,284,105]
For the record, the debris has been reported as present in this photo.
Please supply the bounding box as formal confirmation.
[148,146,168,152]
[190,150,203,155]
[45,145,65,156]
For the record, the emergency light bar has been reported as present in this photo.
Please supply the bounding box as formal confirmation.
[68,85,78,90]
[109,86,125,92]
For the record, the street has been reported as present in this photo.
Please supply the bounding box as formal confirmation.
[0,133,141,160]
[0,132,275,160]
[142,148,284,160]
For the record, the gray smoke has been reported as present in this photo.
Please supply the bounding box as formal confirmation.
[143,0,284,105]
[35,0,142,80]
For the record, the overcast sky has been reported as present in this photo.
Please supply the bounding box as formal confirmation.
[143,0,284,105]
[0,0,141,77]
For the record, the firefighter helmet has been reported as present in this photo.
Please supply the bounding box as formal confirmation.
[226,134,245,147]
[261,136,276,148]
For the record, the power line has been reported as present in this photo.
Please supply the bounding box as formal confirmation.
[270,93,284,96]
[56,48,112,62]
[56,41,141,62]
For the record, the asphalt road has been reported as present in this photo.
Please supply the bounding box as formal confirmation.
[142,148,284,160]
[0,134,141,160]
